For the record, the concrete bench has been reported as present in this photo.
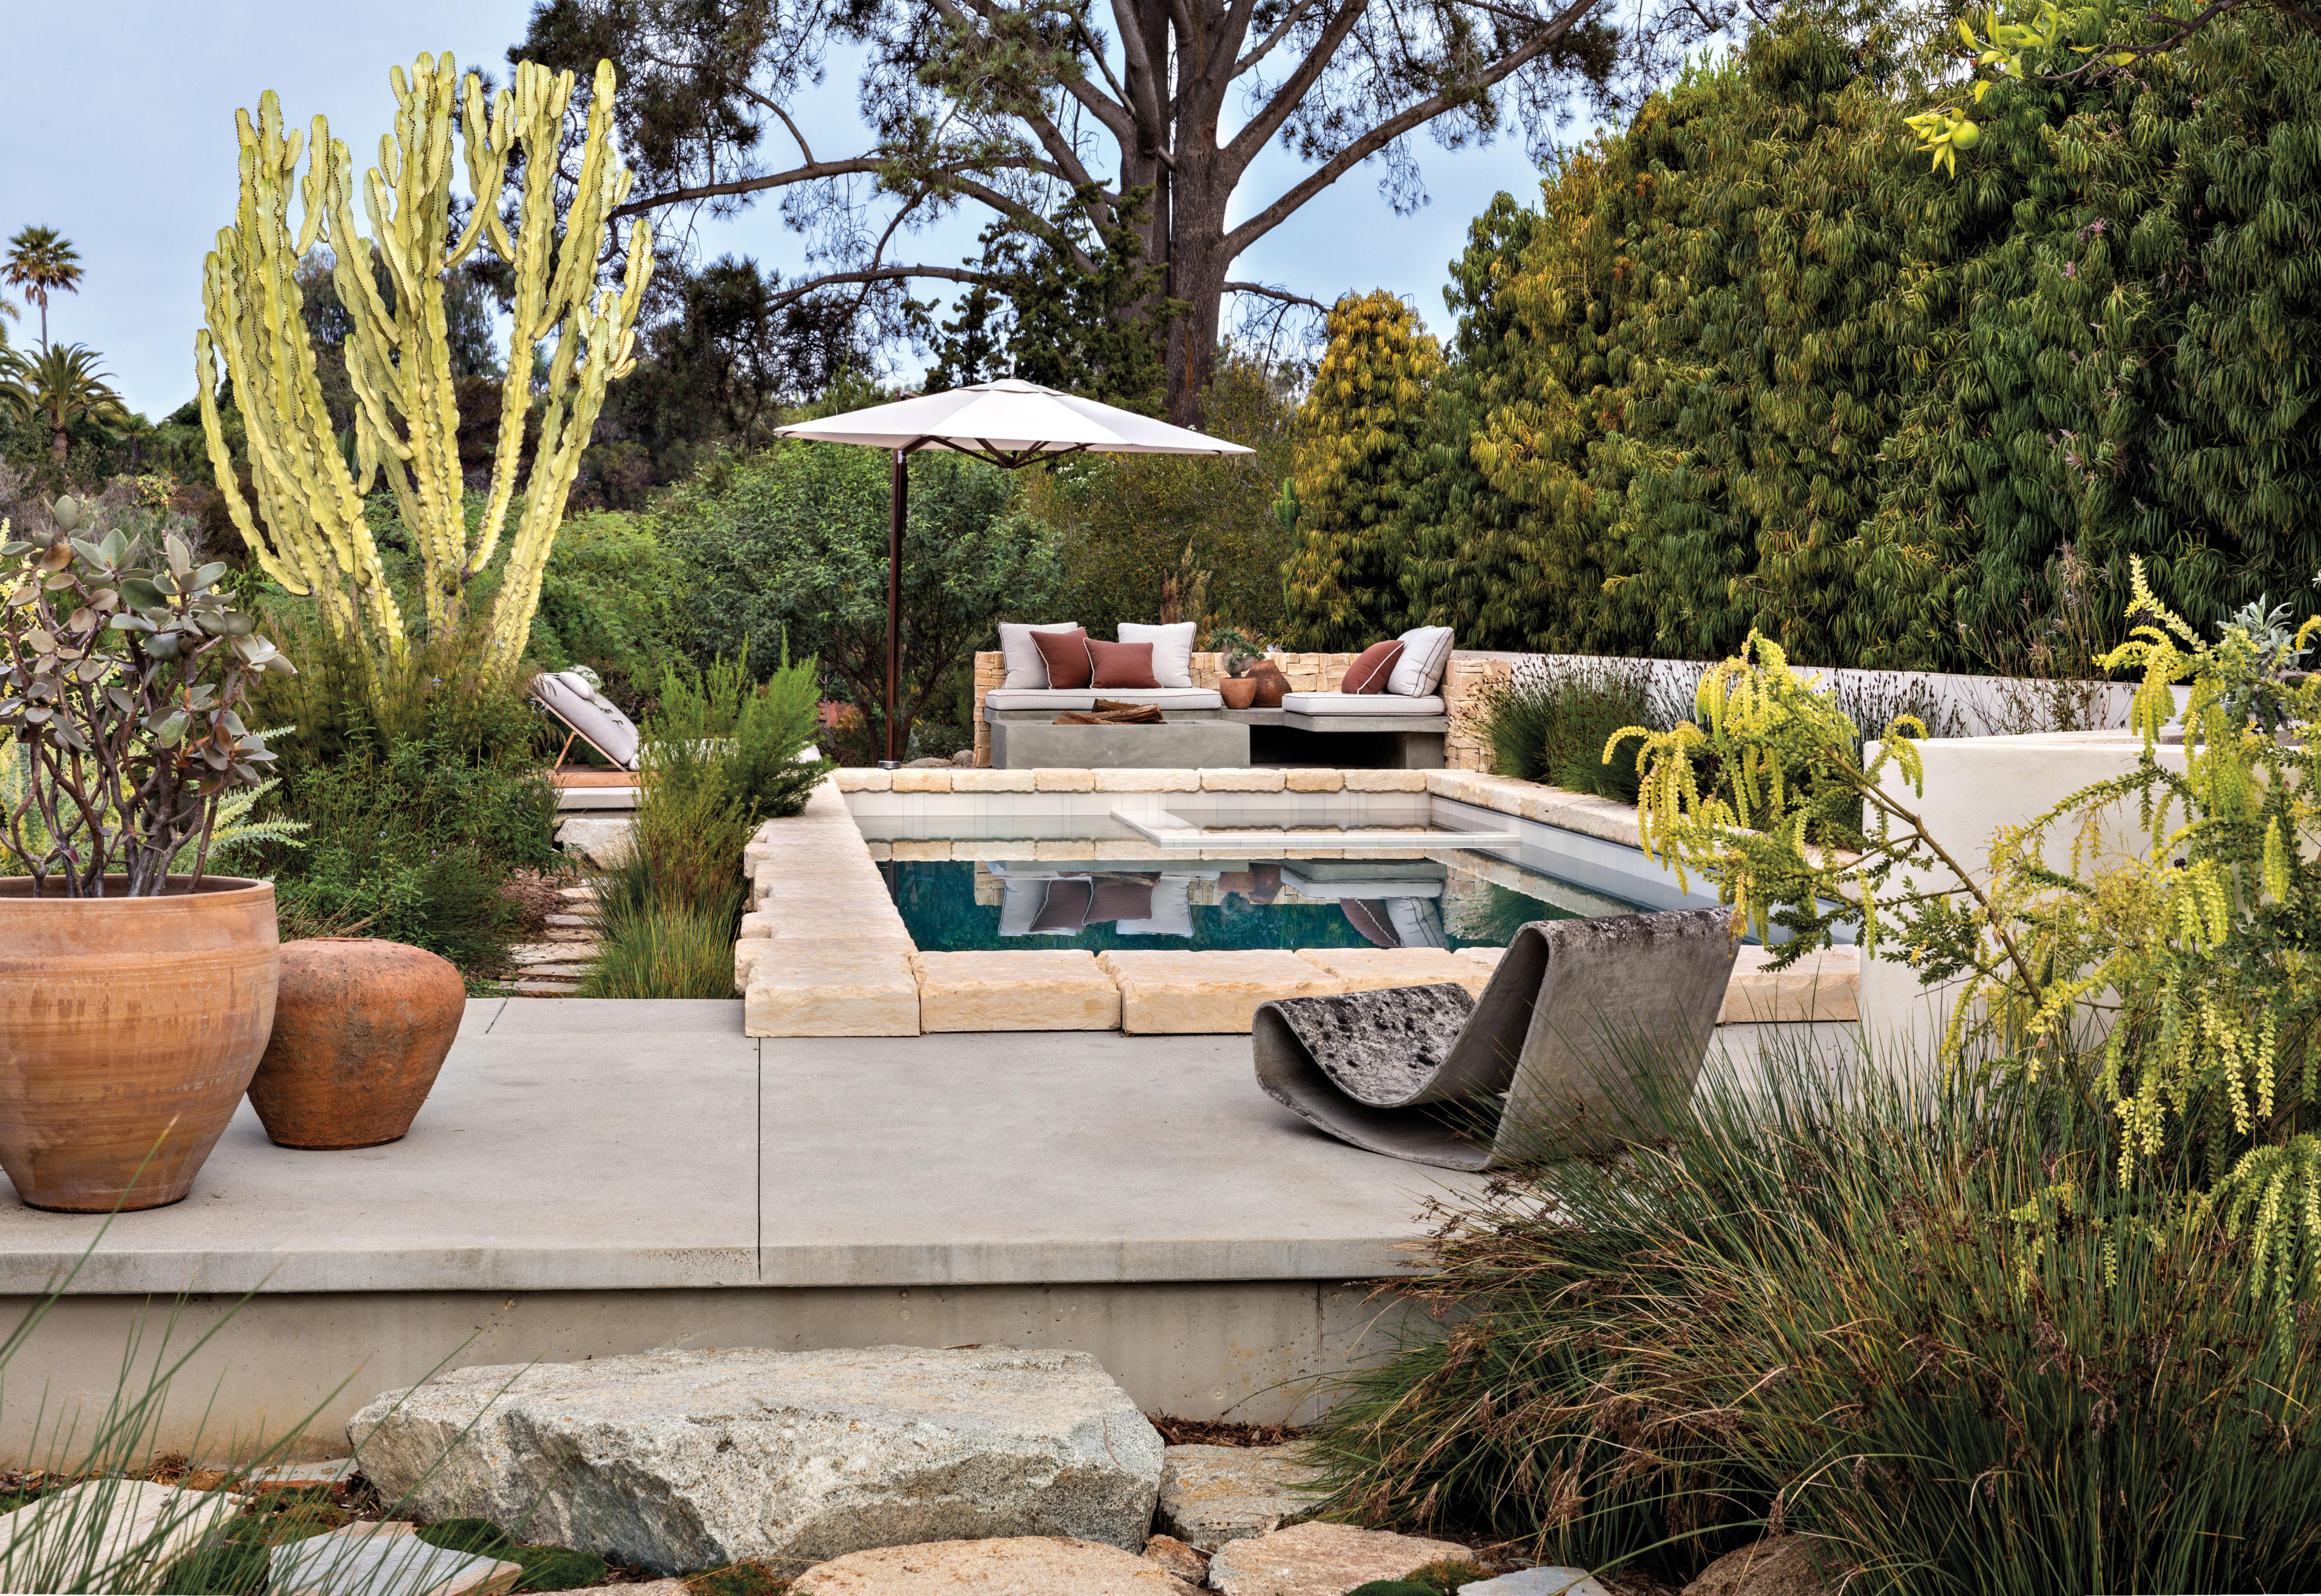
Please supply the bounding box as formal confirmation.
[989,717,1252,769]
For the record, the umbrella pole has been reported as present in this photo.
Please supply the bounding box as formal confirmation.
[883,446,906,767]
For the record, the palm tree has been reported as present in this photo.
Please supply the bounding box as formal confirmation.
[4,227,84,346]
[0,343,131,463]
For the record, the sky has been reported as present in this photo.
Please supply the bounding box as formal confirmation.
[4,1,1562,421]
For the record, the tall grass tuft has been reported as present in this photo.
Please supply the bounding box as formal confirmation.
[1304,1033,2321,1593]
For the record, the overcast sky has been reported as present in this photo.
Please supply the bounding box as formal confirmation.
[5,1,1560,420]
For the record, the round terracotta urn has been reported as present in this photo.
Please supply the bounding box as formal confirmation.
[247,939,465,1150]
[1219,677,1259,710]
[0,877,279,1212]
[1245,659,1289,708]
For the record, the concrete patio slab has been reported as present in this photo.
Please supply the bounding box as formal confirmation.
[0,1002,1475,1455]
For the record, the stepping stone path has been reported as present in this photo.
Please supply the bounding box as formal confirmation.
[271,1522,520,1596]
[0,1479,238,1593]
[511,884,598,997]
[1462,1571,1614,1595]
[793,1535,1196,1594]
[348,1345,1164,1573]
[1154,1443,1318,1551]
[1204,1522,1472,1596]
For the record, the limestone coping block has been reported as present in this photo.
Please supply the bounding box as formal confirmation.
[1458,946,1506,969]
[737,912,777,940]
[794,1536,1197,1594]
[747,950,921,1036]
[952,768,1037,792]
[913,951,1123,1032]
[1284,769,1344,792]
[1095,767,1202,792]
[1720,945,1860,1023]
[1200,768,1287,792]
[864,841,893,860]
[957,838,1041,859]
[893,839,954,860]
[892,769,956,792]
[1341,768,1428,792]
[1034,838,1100,860]
[1292,947,1493,998]
[1034,767,1098,791]
[836,769,892,791]
[1097,951,1350,1034]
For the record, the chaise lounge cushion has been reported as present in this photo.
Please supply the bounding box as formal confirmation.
[1280,691,1445,717]
[531,670,642,770]
[1118,621,1197,688]
[985,687,1225,713]
[1388,625,1455,697]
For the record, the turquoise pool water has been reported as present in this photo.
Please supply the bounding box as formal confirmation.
[885,855,1640,954]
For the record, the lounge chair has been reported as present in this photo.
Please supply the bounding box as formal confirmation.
[1252,906,1738,1168]
[531,670,641,772]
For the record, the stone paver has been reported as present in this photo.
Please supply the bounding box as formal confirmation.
[270,1521,520,1596]
[1292,948,1492,998]
[352,1347,1162,1572]
[1205,1522,1472,1596]
[1461,1571,1613,1595]
[1097,951,1349,1033]
[748,949,920,1036]
[914,951,1121,1032]
[1154,1444,1319,1551]
[0,1480,240,1593]
[794,1536,1195,1594]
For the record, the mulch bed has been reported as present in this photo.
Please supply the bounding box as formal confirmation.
[1145,1412,1306,1447]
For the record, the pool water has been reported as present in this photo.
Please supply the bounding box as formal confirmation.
[885,855,1641,954]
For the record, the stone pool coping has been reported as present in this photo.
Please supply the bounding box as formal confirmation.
[739,775,1857,1038]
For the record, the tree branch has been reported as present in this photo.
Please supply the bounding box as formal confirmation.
[1225,280,1328,311]
[1223,0,1601,254]
[1223,0,1374,169]
[763,263,995,314]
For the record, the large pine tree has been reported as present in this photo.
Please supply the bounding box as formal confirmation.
[1281,291,1442,650]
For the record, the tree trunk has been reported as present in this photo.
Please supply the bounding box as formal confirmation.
[50,421,66,464]
[1164,167,1235,429]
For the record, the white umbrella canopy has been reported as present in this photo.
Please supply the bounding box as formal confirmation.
[773,377,1255,465]
[772,378,1255,763]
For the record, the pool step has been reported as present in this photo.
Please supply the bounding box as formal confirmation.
[1110,806,1521,851]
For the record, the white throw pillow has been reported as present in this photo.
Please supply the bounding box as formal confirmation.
[1388,625,1455,697]
[997,621,1081,689]
[1118,621,1197,688]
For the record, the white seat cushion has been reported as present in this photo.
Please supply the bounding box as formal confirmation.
[984,687,1223,712]
[997,621,1081,689]
[1388,626,1455,697]
[531,670,641,769]
[1281,691,1445,717]
[1117,621,1197,688]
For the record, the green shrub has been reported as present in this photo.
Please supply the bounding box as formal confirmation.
[651,650,830,822]
[529,510,695,710]
[682,1561,789,1596]
[1475,662,1671,802]
[580,892,745,999]
[513,1545,612,1591]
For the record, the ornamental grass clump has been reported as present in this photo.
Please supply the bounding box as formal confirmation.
[1307,1039,2321,1594]
[0,495,293,895]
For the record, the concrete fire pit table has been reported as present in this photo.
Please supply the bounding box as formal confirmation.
[989,717,1252,769]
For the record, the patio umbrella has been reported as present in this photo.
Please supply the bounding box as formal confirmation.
[773,378,1254,764]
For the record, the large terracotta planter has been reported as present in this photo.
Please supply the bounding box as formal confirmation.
[247,939,465,1150]
[1245,659,1289,708]
[0,877,279,1211]
[1219,677,1258,710]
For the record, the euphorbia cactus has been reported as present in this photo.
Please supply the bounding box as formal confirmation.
[0,496,292,897]
[196,53,651,673]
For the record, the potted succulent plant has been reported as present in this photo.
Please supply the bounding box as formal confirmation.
[1207,626,1268,710]
[0,496,294,1210]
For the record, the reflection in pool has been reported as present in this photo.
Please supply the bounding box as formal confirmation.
[884,855,1643,954]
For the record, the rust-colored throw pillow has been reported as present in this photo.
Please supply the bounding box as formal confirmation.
[1086,639,1159,690]
[1029,878,1093,933]
[1089,879,1155,924]
[1031,627,1093,689]
[1341,639,1404,694]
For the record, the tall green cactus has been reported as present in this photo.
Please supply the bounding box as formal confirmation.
[196,54,651,671]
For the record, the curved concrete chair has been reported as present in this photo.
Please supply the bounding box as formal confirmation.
[1252,906,1739,1169]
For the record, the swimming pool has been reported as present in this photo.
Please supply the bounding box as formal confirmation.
[884,853,1646,954]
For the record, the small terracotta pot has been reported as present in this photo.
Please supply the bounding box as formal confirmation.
[1245,659,1289,708]
[247,939,465,1150]
[0,877,279,1211]
[1219,677,1259,710]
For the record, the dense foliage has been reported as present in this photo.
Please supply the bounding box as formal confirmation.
[656,442,1058,757]
[1289,8,2321,664]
